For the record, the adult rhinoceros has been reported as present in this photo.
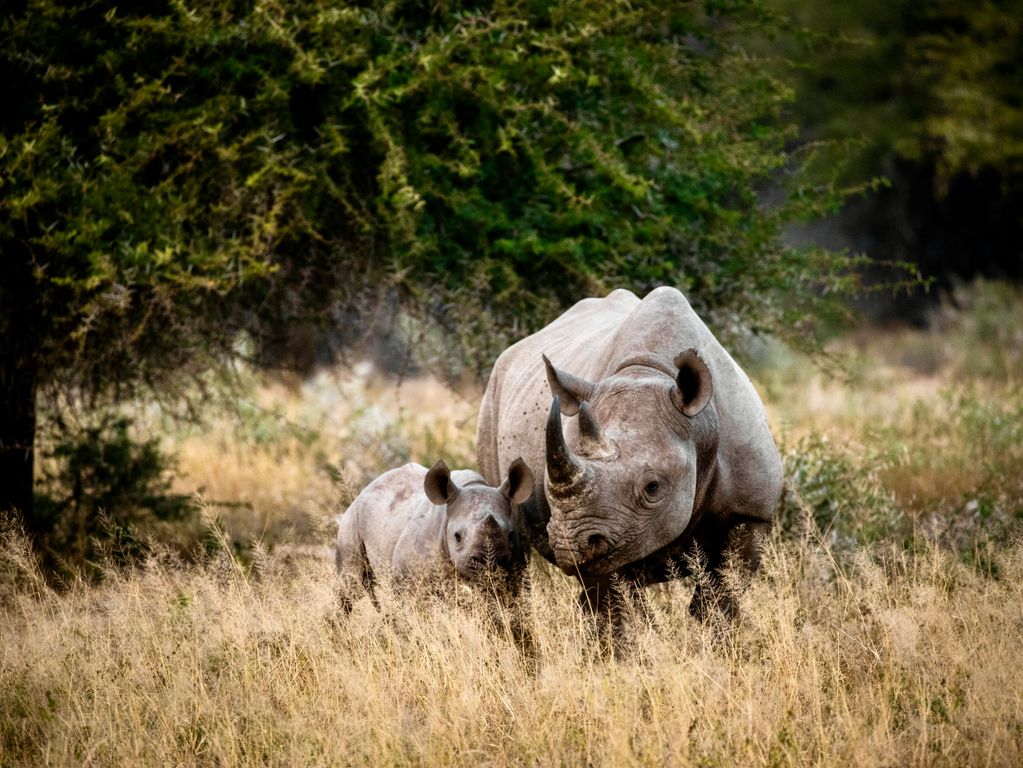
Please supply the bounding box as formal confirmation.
[476,287,782,619]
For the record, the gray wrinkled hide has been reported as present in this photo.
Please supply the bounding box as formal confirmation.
[476,287,782,618]
[335,464,525,609]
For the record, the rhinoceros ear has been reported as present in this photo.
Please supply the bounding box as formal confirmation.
[424,460,459,505]
[542,354,595,417]
[672,349,713,417]
[501,457,535,504]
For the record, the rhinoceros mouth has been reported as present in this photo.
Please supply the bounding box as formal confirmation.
[455,554,518,583]
[549,521,629,576]
[552,548,623,577]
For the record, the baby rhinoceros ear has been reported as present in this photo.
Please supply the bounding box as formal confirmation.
[500,457,535,504]
[424,460,459,505]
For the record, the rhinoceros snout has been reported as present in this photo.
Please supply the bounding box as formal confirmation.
[551,528,611,573]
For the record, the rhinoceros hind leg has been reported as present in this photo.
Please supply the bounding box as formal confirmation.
[336,540,375,614]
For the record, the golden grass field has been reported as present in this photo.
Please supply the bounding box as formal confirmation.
[2,282,1022,766]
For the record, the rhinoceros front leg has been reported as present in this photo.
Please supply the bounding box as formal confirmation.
[578,575,613,618]
[577,573,651,653]
[612,513,772,621]
[687,515,771,622]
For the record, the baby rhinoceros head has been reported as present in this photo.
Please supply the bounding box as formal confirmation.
[423,459,534,585]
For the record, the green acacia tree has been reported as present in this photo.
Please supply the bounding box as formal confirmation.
[2,0,853,537]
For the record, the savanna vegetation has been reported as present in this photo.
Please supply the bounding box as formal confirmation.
[2,0,1022,765]
[3,280,1022,766]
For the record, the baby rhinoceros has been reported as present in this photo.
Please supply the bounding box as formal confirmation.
[335,458,534,611]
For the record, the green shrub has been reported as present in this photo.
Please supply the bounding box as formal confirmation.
[944,280,1023,381]
[3,0,866,538]
[34,415,199,580]
[780,434,903,551]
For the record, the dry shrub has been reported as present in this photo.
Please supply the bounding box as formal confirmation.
[765,281,1023,552]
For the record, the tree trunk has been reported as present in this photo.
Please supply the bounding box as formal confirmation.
[0,365,37,527]
[0,236,39,533]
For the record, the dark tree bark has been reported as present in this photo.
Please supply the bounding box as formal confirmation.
[0,236,39,532]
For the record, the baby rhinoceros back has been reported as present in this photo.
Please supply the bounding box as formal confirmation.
[335,458,534,611]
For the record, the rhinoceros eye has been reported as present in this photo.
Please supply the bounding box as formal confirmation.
[453,531,463,545]
[639,472,667,504]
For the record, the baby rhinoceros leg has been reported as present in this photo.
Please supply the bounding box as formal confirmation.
[335,501,378,614]
[335,539,375,614]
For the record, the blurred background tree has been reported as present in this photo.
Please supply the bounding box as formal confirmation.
[770,0,1023,320]
[2,0,854,549]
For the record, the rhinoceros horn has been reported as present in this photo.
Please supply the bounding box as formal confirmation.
[545,396,588,490]
[576,400,607,454]
[542,354,594,416]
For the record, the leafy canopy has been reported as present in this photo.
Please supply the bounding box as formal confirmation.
[3,0,855,391]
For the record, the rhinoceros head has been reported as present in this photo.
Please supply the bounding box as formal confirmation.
[424,458,534,581]
[542,350,718,576]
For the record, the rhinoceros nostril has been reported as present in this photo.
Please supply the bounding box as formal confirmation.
[584,533,609,560]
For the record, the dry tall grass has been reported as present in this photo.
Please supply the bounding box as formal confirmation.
[165,364,480,547]
[4,282,1022,766]
[2,516,1021,767]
